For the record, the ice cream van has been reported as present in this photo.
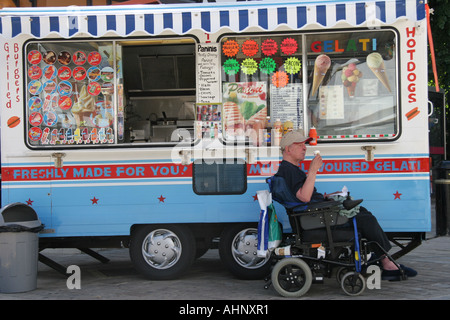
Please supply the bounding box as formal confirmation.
[0,0,432,280]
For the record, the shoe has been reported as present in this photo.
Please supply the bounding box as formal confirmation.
[381,269,404,281]
[381,265,417,281]
[400,264,417,277]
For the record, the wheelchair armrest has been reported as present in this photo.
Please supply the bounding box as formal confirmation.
[289,200,341,217]
[288,200,349,230]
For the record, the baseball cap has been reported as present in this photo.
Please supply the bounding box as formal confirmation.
[280,130,313,149]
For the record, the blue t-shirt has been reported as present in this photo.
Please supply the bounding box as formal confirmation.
[275,160,324,203]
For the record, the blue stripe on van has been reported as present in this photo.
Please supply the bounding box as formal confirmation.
[125,14,135,34]
[144,14,154,34]
[336,4,346,21]
[182,12,191,33]
[163,12,173,29]
[296,6,307,28]
[87,16,97,36]
[68,16,78,36]
[396,0,406,18]
[220,10,229,27]
[11,17,21,37]
[258,8,268,29]
[239,9,248,30]
[277,7,287,25]
[106,15,116,31]
[376,1,386,22]
[201,11,211,32]
[317,5,327,26]
[31,16,40,37]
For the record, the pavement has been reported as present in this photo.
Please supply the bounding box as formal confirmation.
[0,235,448,301]
[0,200,449,301]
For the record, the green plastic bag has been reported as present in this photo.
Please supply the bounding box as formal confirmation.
[268,203,282,249]
[328,194,360,218]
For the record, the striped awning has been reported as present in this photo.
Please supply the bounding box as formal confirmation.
[0,0,426,39]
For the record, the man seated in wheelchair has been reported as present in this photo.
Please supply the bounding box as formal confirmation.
[272,130,417,281]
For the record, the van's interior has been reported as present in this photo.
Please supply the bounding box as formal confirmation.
[120,38,196,144]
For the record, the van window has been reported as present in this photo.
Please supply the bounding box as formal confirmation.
[121,40,196,144]
[193,159,247,195]
[24,38,196,148]
[25,41,118,147]
[219,30,398,144]
[306,30,398,141]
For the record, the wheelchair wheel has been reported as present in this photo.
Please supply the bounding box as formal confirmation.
[336,267,350,284]
[341,272,366,296]
[271,258,313,298]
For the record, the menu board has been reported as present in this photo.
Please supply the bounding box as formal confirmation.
[270,83,303,129]
[25,43,119,146]
[196,43,221,104]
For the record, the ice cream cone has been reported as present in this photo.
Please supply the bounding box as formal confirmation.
[369,65,391,92]
[367,53,391,92]
[341,63,362,98]
[311,54,331,96]
[73,113,81,127]
[346,85,355,98]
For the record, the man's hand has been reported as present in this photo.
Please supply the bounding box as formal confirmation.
[309,154,323,173]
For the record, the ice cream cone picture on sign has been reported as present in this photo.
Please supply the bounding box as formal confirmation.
[311,54,331,96]
[341,63,362,98]
[72,84,96,128]
[366,52,391,92]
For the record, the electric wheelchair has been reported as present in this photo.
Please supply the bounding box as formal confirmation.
[263,175,405,297]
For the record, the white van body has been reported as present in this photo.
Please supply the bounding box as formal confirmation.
[0,0,430,279]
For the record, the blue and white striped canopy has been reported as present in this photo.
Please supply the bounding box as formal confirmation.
[0,0,425,39]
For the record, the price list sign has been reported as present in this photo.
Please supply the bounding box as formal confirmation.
[270,83,303,129]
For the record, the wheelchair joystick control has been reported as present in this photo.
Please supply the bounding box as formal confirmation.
[342,194,363,210]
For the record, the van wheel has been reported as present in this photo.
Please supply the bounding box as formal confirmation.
[219,224,272,280]
[129,225,195,280]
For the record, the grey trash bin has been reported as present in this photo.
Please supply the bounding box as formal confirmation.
[0,203,43,293]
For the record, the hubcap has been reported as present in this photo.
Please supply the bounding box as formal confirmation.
[142,229,182,270]
[231,228,269,269]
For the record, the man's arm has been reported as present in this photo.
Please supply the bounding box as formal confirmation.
[295,155,322,202]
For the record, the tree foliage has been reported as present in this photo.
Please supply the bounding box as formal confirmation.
[428,0,449,159]
[428,0,449,99]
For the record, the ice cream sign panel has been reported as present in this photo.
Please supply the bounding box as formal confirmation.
[25,42,118,147]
